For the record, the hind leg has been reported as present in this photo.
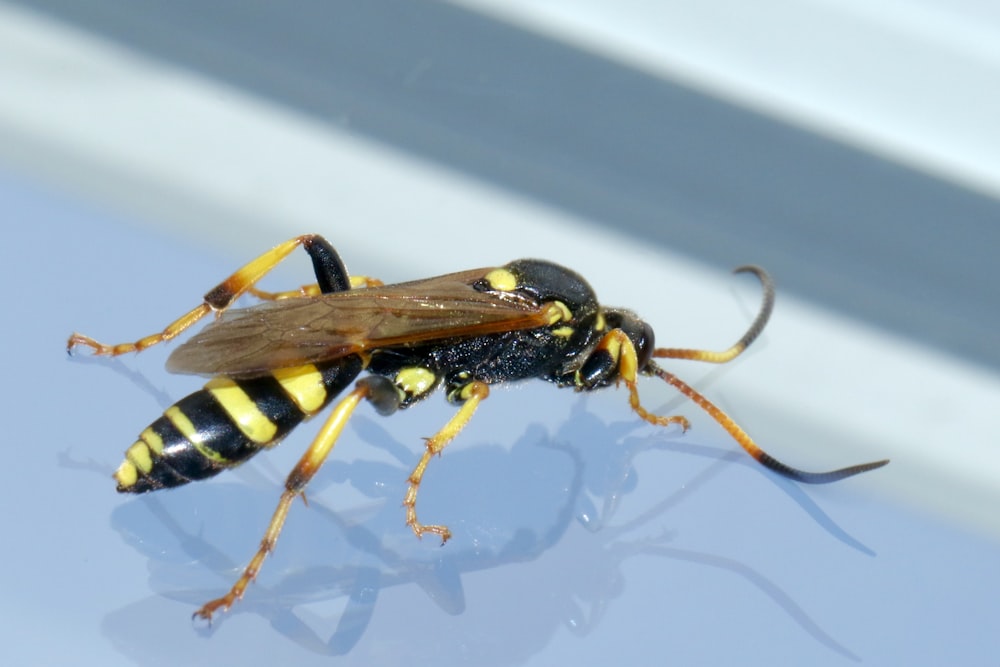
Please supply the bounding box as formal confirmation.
[67,234,352,356]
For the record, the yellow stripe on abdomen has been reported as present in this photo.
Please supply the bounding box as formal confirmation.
[273,364,328,414]
[205,377,279,444]
[115,355,365,494]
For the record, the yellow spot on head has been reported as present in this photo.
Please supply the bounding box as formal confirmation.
[484,268,517,292]
[598,329,628,379]
[395,367,436,398]
[604,334,623,363]
[594,311,606,332]
[616,336,638,382]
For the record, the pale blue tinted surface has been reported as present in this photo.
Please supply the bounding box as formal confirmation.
[2,167,999,666]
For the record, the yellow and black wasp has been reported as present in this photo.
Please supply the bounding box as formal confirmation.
[68,234,888,622]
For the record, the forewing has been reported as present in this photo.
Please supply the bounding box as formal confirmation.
[166,267,549,377]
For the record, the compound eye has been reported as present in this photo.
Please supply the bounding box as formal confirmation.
[632,320,655,371]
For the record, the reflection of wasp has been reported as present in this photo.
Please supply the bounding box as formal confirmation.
[68,234,888,622]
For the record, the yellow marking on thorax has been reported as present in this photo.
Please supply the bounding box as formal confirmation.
[395,367,436,398]
[551,326,574,338]
[541,300,573,328]
[205,378,279,444]
[484,268,517,292]
[273,364,327,414]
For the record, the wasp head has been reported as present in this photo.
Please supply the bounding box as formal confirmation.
[569,308,654,390]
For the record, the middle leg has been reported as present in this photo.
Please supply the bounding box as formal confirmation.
[403,381,490,543]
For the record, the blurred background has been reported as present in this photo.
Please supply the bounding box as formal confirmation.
[2,2,998,665]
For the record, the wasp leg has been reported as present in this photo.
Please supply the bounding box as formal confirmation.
[193,382,369,623]
[591,329,691,431]
[68,234,352,357]
[247,275,384,301]
[403,380,489,544]
[655,266,774,364]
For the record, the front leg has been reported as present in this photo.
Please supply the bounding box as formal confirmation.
[578,328,690,430]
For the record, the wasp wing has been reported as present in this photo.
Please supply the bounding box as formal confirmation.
[166,267,550,377]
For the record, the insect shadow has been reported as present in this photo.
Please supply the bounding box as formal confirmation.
[100,390,868,662]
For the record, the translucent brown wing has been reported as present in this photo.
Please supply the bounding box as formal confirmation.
[166,267,551,377]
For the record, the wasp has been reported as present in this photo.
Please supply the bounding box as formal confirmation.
[68,234,888,621]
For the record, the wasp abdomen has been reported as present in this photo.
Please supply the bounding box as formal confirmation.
[114,357,364,492]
